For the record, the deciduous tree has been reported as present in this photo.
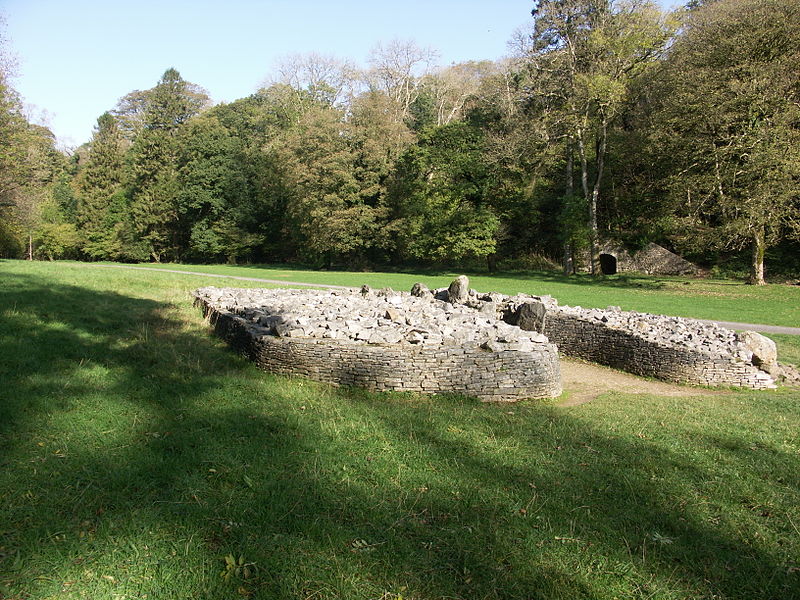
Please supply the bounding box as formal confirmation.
[650,0,800,284]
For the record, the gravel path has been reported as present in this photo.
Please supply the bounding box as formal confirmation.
[696,319,800,336]
[89,263,799,335]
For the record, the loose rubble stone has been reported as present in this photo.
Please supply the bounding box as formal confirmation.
[496,291,776,389]
[195,274,779,397]
[194,278,562,402]
[447,275,470,304]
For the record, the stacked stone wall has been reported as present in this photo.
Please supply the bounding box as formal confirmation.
[541,311,774,389]
[195,277,778,400]
[198,299,562,402]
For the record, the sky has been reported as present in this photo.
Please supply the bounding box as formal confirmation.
[1,0,678,149]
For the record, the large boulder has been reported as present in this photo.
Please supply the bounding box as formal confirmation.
[516,301,547,333]
[736,331,779,374]
[447,275,470,304]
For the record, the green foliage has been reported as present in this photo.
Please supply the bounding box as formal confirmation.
[0,65,72,259]
[174,115,256,263]
[2,5,799,277]
[389,122,499,262]
[280,105,383,266]
[648,0,800,283]
[128,69,209,262]
[34,222,81,260]
[0,212,22,257]
[75,112,129,259]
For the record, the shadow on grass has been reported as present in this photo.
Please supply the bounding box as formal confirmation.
[0,271,795,599]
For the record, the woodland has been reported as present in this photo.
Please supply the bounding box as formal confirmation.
[1,0,798,284]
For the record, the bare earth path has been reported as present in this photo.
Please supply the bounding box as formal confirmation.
[558,358,721,407]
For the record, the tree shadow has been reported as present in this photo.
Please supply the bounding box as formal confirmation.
[331,389,797,599]
[0,272,795,598]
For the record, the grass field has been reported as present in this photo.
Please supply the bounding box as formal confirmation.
[88,260,800,366]
[91,261,800,329]
[1,260,799,600]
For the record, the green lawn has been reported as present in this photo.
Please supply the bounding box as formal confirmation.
[1,260,798,599]
[90,260,800,328]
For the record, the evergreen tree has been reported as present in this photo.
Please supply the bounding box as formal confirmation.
[128,68,208,261]
[74,112,139,259]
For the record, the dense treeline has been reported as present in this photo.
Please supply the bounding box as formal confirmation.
[1,0,798,283]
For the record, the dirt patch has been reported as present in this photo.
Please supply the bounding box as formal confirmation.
[558,358,723,407]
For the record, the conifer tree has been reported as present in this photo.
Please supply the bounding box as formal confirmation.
[129,68,208,261]
[75,112,134,259]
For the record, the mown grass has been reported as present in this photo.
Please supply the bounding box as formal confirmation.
[91,261,800,329]
[1,260,799,600]
[85,260,800,366]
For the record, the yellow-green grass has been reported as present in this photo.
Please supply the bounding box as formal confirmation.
[1,260,798,599]
[76,260,800,366]
[84,260,800,328]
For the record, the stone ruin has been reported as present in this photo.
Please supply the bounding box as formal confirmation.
[194,275,785,402]
[575,241,702,276]
[193,277,561,402]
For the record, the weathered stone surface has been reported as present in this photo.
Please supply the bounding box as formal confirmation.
[500,297,776,389]
[736,330,778,374]
[195,273,779,395]
[385,308,404,323]
[447,275,470,304]
[194,284,561,402]
[516,301,547,333]
[777,363,800,385]
[410,282,430,297]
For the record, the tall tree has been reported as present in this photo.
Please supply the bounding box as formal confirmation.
[366,40,439,124]
[279,105,380,267]
[524,0,675,273]
[0,24,30,256]
[420,61,496,128]
[174,114,256,263]
[75,112,138,259]
[650,0,800,284]
[128,68,209,261]
[387,122,499,264]
[270,52,355,109]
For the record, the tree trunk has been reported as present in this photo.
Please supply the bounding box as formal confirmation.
[487,253,498,273]
[563,140,575,275]
[576,130,593,275]
[28,234,33,261]
[749,227,766,285]
[588,116,608,277]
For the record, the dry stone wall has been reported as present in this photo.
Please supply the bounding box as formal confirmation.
[501,296,777,389]
[195,275,779,400]
[194,286,562,402]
